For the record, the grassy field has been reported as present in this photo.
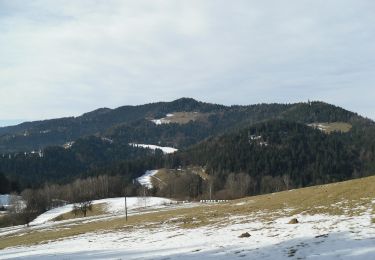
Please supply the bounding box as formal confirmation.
[1,175,374,250]
[154,112,210,125]
[151,166,208,189]
[53,203,108,221]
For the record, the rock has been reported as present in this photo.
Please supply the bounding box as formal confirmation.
[239,232,251,238]
[288,218,299,224]
[315,234,328,238]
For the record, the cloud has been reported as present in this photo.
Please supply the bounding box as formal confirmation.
[0,0,374,120]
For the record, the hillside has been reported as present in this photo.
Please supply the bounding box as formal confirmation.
[0,98,224,152]
[0,176,374,259]
[1,98,375,192]
[174,120,361,192]
[0,99,364,153]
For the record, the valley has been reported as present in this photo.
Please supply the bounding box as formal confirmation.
[2,1,374,258]
[1,98,375,259]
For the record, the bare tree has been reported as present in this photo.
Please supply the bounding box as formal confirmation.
[260,175,285,194]
[20,189,49,226]
[73,201,93,217]
[8,193,23,215]
[225,173,251,199]
[282,174,291,190]
[71,179,94,217]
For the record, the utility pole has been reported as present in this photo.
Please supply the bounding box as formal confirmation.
[143,187,146,207]
[209,182,212,201]
[124,188,128,221]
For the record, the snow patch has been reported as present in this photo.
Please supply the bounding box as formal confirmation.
[137,170,159,189]
[129,143,177,154]
[150,114,174,125]
[30,204,74,225]
[62,141,74,149]
[30,196,172,225]
[101,137,113,144]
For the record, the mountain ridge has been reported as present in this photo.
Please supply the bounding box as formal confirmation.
[0,98,369,153]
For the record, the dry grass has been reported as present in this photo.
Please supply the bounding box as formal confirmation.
[0,215,5,227]
[0,206,205,250]
[152,166,207,189]
[53,203,108,222]
[308,122,352,133]
[161,112,210,124]
[167,112,210,124]
[151,168,170,188]
[1,176,374,250]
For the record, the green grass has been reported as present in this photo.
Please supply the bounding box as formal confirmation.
[1,176,374,250]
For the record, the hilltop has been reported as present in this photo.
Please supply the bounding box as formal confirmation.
[0,98,366,153]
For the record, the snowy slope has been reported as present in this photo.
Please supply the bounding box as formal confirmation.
[129,143,178,154]
[2,177,375,259]
[30,197,172,225]
[30,204,74,225]
[136,170,159,189]
[1,211,374,259]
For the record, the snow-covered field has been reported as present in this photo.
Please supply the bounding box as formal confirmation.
[0,197,177,238]
[30,197,172,225]
[151,113,174,125]
[1,176,375,260]
[129,143,178,154]
[1,208,374,259]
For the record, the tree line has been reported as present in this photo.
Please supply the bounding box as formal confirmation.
[0,174,140,227]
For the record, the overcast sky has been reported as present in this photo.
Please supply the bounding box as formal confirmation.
[0,0,374,125]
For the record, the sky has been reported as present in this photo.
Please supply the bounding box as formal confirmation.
[0,0,374,125]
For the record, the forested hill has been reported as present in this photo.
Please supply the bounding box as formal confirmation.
[0,98,374,193]
[172,120,367,193]
[0,98,366,153]
[0,98,223,152]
